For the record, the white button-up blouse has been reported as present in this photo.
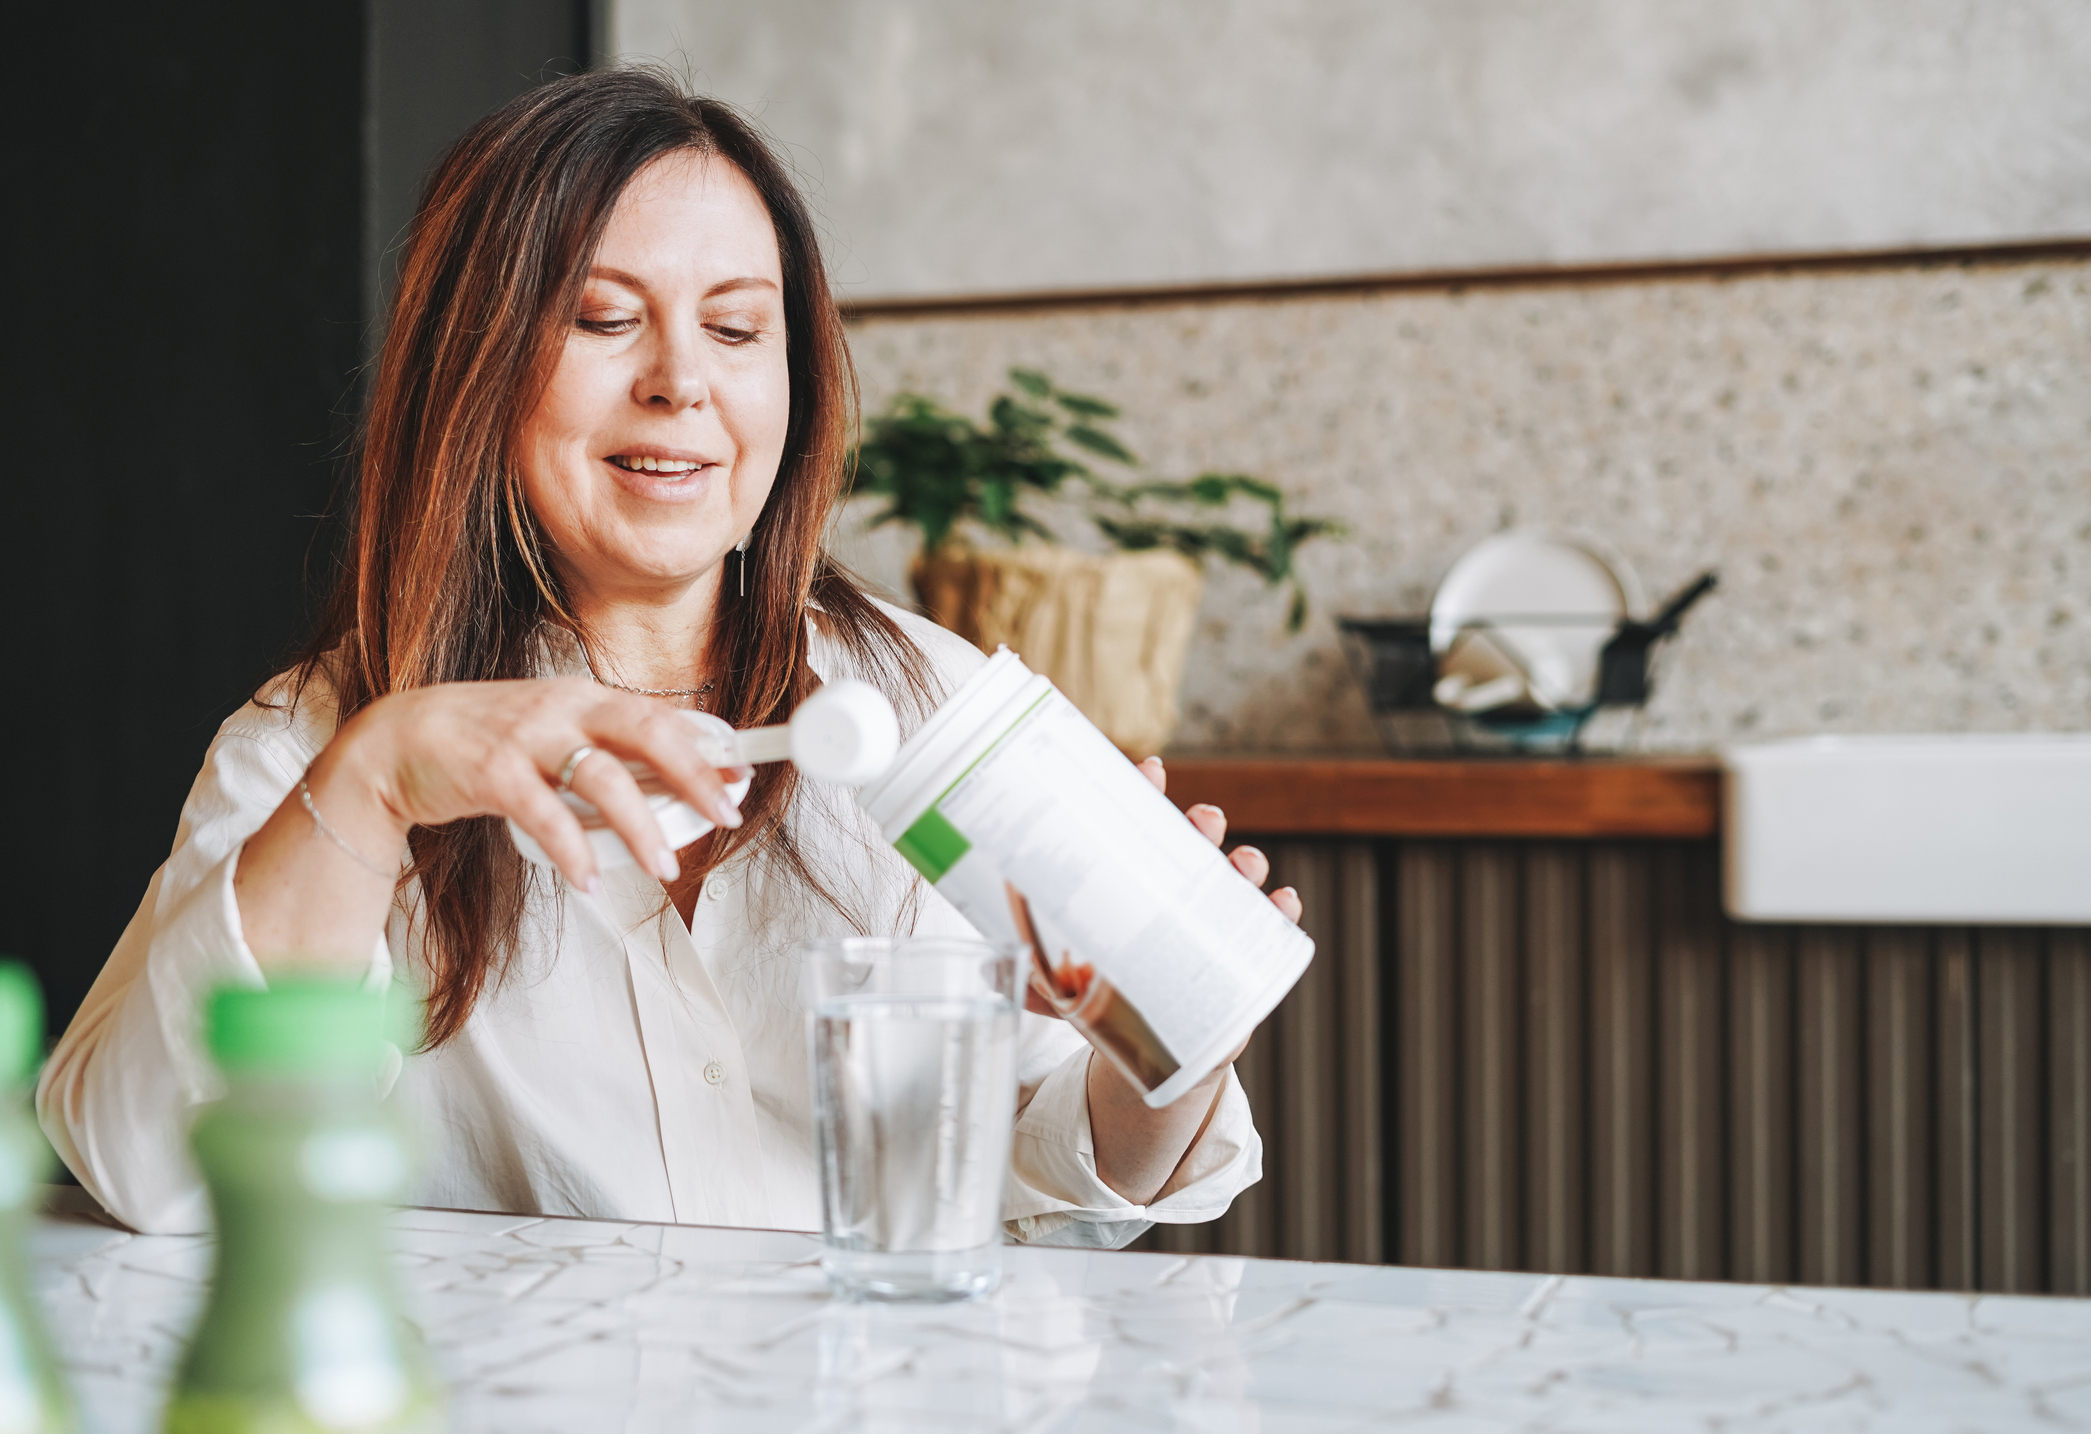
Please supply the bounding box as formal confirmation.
[37,604,1261,1243]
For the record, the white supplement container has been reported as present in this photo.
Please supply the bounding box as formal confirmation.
[857,649,1315,1108]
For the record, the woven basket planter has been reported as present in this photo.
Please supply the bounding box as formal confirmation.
[911,546,1204,758]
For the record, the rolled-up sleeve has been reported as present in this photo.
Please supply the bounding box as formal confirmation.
[36,699,389,1233]
[1000,1016,1262,1249]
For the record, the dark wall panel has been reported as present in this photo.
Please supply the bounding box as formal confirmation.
[367,0,591,313]
[3,4,369,1030]
[2,1,592,1033]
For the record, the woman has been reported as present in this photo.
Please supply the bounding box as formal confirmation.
[39,69,1298,1243]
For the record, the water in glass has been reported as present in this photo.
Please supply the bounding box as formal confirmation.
[806,940,1018,1301]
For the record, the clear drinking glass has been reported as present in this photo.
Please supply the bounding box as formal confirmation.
[804,937,1021,1302]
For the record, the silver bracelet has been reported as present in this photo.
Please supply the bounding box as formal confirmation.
[298,774,397,880]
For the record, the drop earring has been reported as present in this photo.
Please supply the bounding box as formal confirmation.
[736,531,751,596]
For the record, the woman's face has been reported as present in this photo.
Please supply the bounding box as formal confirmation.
[518,151,789,602]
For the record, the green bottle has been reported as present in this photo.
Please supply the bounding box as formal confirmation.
[164,981,443,1434]
[0,962,75,1434]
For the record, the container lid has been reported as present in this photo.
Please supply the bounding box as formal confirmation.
[205,980,394,1078]
[858,648,1041,831]
[0,962,44,1086]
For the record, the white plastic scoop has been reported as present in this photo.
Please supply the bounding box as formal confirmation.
[705,678,901,785]
[509,679,901,872]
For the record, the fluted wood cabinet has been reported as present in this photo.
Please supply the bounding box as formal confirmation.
[1132,760,2091,1295]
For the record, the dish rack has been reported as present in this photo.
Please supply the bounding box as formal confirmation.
[1338,572,1716,755]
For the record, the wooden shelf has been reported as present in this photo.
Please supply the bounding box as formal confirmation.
[1160,756,1721,839]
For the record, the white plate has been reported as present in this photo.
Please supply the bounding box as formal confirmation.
[1429,530,1641,711]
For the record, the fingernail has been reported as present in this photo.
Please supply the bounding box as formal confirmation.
[1235,845,1265,862]
[655,849,681,881]
[1277,886,1298,900]
[715,797,742,829]
[583,875,603,897]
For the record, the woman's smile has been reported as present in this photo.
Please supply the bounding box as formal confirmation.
[603,447,723,503]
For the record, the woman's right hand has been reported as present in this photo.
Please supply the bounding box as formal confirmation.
[322,675,746,889]
[236,677,747,965]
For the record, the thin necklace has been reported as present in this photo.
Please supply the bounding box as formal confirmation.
[572,633,717,710]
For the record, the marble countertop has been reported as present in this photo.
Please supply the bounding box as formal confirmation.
[34,1191,2091,1432]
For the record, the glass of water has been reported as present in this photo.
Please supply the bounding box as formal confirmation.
[804,937,1021,1302]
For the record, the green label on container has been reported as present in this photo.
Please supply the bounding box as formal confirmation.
[896,807,971,882]
[892,687,1051,883]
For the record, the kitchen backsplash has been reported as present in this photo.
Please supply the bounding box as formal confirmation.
[835,256,2091,753]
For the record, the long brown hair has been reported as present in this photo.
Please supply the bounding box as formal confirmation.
[291,68,926,1047]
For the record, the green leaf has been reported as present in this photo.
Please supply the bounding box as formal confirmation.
[1285,516,1349,543]
[1206,528,1264,572]
[1226,473,1285,504]
[1065,425,1137,465]
[988,394,1053,437]
[1109,479,1191,504]
[1008,368,1051,398]
[979,479,1011,529]
[1093,515,1166,551]
[920,509,955,553]
[1082,474,1134,506]
[1054,392,1120,419]
[1264,518,1293,584]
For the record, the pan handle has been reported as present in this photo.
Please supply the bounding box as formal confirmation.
[1647,570,1719,634]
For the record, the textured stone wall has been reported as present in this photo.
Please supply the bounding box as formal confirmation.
[833,257,2091,754]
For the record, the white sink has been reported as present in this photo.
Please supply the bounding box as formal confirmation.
[1722,734,2091,924]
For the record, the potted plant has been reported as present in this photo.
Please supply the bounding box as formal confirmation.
[851,368,1343,755]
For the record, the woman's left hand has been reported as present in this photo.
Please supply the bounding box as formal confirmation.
[1136,756,1303,925]
[1081,756,1305,1207]
[1137,755,1298,1069]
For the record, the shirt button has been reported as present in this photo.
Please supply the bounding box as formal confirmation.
[703,1061,725,1086]
[703,883,724,902]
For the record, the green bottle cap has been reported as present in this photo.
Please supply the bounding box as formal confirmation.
[205,980,392,1078]
[0,963,45,1086]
